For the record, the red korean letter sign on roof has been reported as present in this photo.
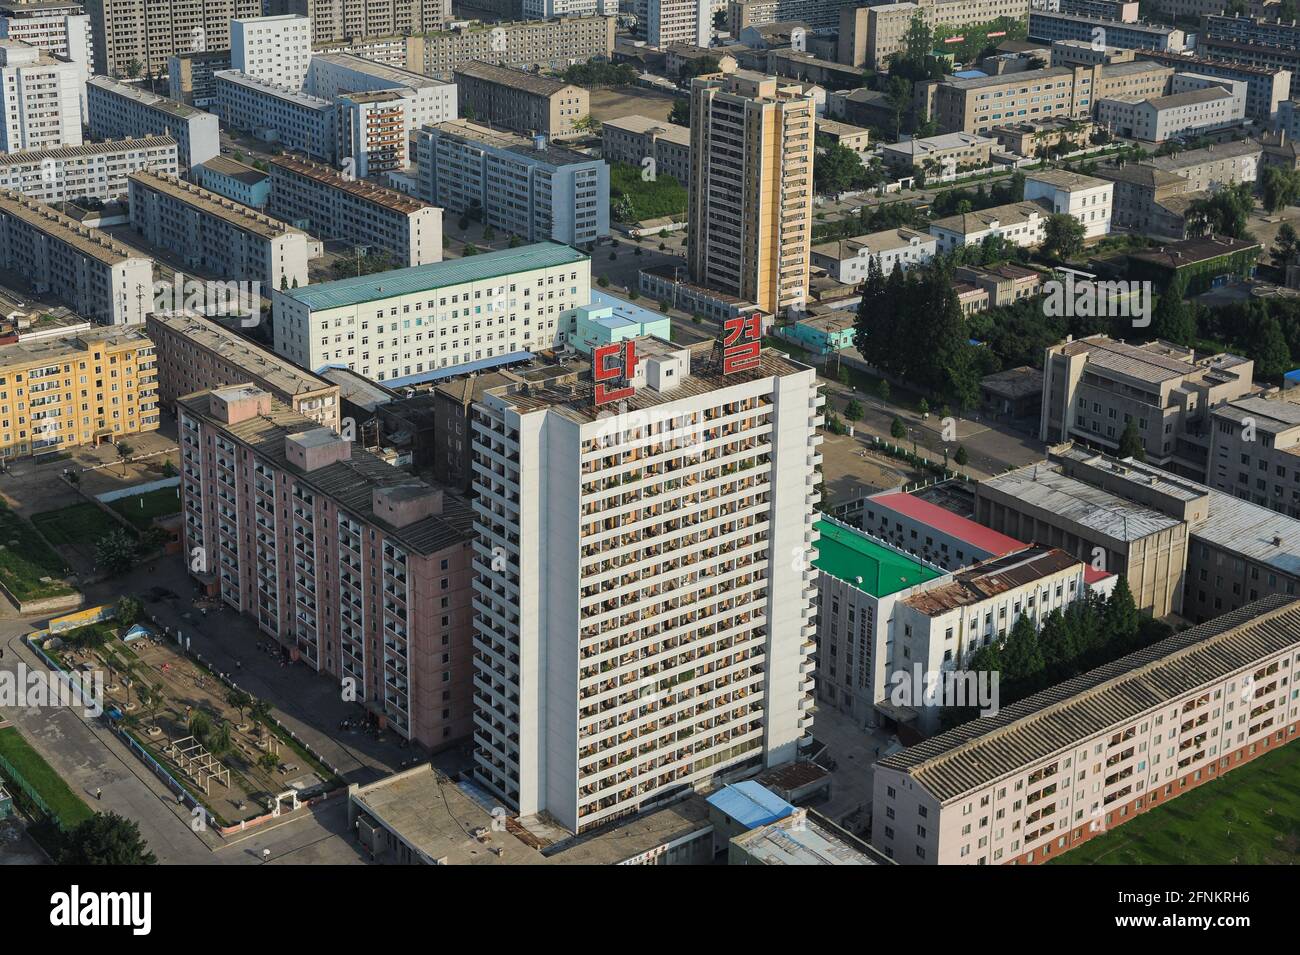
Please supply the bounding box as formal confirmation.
[722,312,763,374]
[594,341,637,405]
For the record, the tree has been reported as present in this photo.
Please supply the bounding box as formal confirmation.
[208,721,232,756]
[1247,311,1292,378]
[954,445,968,466]
[226,688,253,720]
[890,416,907,439]
[1001,614,1044,685]
[1104,577,1141,642]
[482,225,495,241]
[1261,166,1300,214]
[462,243,480,256]
[1117,417,1146,461]
[1186,182,1254,240]
[115,440,134,476]
[1042,212,1086,260]
[95,529,138,576]
[60,812,157,865]
[597,275,610,288]
[844,399,864,421]
[815,142,869,196]
[1271,222,1298,269]
[877,379,891,405]
[1149,272,1196,345]
[669,98,689,126]
[116,594,143,627]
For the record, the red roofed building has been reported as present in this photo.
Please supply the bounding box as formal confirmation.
[863,489,1025,571]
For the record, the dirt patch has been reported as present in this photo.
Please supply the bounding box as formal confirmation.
[588,86,681,124]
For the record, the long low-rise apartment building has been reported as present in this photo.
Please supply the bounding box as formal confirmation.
[0,189,153,325]
[929,199,1054,254]
[1201,14,1300,98]
[414,15,615,74]
[1096,85,1244,144]
[214,70,336,162]
[0,325,159,459]
[0,136,177,203]
[177,385,476,750]
[1134,50,1289,121]
[452,61,589,140]
[127,170,310,292]
[86,76,220,171]
[271,242,591,384]
[414,120,608,248]
[267,155,443,268]
[873,595,1300,864]
[1028,11,1187,52]
[601,114,690,184]
[146,311,339,429]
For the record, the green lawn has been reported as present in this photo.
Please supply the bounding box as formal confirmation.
[110,487,181,531]
[0,727,94,829]
[0,503,74,600]
[1053,740,1300,865]
[31,502,124,547]
[610,161,687,223]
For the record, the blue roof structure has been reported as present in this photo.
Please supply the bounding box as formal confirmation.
[282,242,588,311]
[1285,368,1300,383]
[377,350,534,389]
[705,781,795,829]
[953,69,988,79]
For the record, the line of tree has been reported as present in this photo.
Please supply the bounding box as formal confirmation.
[943,578,1172,729]
[854,255,993,408]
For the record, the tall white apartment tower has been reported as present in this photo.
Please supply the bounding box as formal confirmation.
[647,0,709,48]
[0,38,83,150]
[231,14,311,90]
[470,336,824,833]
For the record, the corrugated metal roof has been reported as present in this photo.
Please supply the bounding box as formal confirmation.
[705,781,794,829]
[283,243,588,312]
[981,463,1181,540]
[879,596,1300,802]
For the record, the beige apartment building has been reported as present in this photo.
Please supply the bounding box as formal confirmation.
[263,0,450,45]
[452,61,589,140]
[177,384,476,750]
[975,459,1190,617]
[687,70,815,316]
[146,311,339,430]
[0,326,159,459]
[1040,335,1256,479]
[874,595,1300,864]
[1207,394,1300,519]
[1048,443,1300,625]
[931,60,1170,135]
[840,0,1032,70]
[0,189,154,326]
[80,0,263,77]
[601,115,691,183]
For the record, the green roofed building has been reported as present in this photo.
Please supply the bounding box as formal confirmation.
[814,518,943,597]
[270,242,592,387]
[813,516,947,727]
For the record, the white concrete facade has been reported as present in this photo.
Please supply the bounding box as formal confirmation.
[0,39,83,151]
[470,342,823,832]
[231,14,311,91]
[85,75,220,170]
[271,243,590,382]
[1023,169,1114,240]
[214,70,336,161]
[0,136,177,203]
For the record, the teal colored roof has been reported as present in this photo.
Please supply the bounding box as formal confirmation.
[813,518,943,598]
[284,242,588,311]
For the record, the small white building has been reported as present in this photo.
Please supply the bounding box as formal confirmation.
[1023,168,1114,239]
[810,228,937,283]
[928,199,1054,253]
